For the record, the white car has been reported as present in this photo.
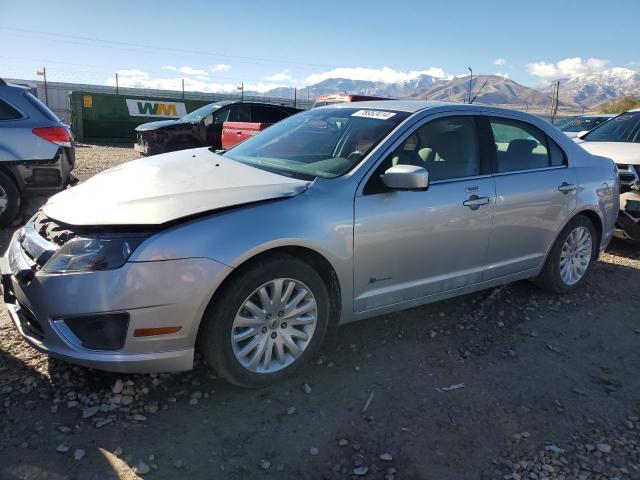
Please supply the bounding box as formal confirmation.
[558,114,615,138]
[576,109,640,241]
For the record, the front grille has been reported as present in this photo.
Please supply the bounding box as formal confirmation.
[17,302,44,339]
[33,211,77,247]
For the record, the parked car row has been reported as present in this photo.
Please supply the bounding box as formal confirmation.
[1,75,638,386]
[1,99,621,387]
[134,100,301,155]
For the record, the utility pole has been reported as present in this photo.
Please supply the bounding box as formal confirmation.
[294,87,297,108]
[182,79,185,99]
[37,67,48,106]
[116,73,119,95]
[467,67,473,104]
[549,80,560,123]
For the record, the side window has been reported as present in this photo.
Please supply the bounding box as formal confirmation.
[386,116,480,182]
[489,118,553,172]
[251,106,289,123]
[212,108,230,125]
[364,116,480,194]
[0,98,22,120]
[228,105,250,122]
[549,139,566,167]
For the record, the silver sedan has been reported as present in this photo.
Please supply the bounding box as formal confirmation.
[1,101,619,387]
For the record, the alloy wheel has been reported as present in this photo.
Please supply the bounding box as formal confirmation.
[559,226,593,286]
[231,278,318,373]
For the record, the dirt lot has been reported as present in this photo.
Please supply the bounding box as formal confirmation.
[1,144,640,480]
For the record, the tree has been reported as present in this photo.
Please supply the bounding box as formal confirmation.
[599,95,640,114]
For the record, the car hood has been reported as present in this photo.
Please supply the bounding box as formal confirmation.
[576,141,640,165]
[135,120,181,132]
[43,148,310,226]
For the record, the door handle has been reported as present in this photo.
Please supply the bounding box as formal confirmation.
[463,195,490,210]
[558,182,577,194]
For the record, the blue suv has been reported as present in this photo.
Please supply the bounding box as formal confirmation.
[0,79,77,227]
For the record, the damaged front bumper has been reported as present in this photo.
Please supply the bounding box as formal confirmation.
[615,189,640,241]
[0,222,232,373]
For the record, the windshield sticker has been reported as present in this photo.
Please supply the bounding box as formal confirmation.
[351,110,397,120]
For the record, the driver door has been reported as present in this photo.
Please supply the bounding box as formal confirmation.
[353,114,496,312]
[204,107,231,148]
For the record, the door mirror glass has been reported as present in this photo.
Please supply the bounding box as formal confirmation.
[382,164,429,191]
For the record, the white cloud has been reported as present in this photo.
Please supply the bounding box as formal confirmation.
[178,66,208,76]
[265,70,293,82]
[305,66,451,85]
[106,70,286,93]
[211,64,232,73]
[160,65,208,76]
[493,58,506,66]
[494,72,509,78]
[526,57,609,79]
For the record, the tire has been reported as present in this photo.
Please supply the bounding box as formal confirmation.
[199,254,330,388]
[534,215,598,294]
[0,170,21,228]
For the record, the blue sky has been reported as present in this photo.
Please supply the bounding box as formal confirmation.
[1,0,638,92]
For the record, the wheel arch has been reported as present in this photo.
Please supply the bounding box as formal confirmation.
[196,244,343,349]
[540,207,604,270]
[0,164,24,192]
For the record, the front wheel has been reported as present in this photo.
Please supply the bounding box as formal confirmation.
[199,254,330,388]
[534,215,598,293]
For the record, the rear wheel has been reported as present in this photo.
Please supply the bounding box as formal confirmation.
[534,215,597,293]
[0,170,20,228]
[199,254,330,388]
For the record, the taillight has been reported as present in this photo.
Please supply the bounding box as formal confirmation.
[32,126,72,147]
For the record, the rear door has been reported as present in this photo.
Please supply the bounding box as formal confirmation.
[482,116,577,280]
[353,114,496,312]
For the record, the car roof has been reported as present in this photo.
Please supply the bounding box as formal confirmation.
[327,99,534,116]
[577,114,616,118]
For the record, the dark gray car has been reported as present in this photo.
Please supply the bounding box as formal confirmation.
[0,79,77,226]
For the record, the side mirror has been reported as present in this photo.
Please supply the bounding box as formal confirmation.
[382,164,429,191]
[577,130,589,139]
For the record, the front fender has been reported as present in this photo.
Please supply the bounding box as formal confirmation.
[131,184,357,322]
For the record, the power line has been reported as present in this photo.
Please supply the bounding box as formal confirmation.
[0,27,335,70]
[0,56,294,85]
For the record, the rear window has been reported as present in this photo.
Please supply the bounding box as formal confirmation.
[0,98,22,120]
[24,92,60,122]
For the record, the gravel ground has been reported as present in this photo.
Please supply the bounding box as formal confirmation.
[1,145,640,480]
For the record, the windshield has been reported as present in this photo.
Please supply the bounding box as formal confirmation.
[180,103,223,122]
[583,112,640,143]
[561,116,611,132]
[223,107,409,179]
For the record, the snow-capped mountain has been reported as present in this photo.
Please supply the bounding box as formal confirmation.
[539,68,640,107]
[258,68,639,109]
